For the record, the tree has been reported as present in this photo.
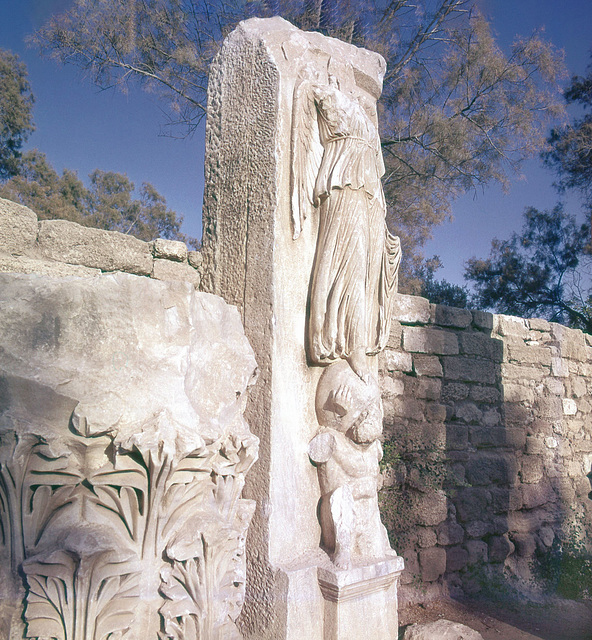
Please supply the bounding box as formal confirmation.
[465,206,592,332]
[0,150,197,246]
[0,49,35,180]
[544,56,592,214]
[414,257,470,307]
[32,0,566,285]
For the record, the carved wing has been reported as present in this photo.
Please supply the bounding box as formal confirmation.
[291,76,323,240]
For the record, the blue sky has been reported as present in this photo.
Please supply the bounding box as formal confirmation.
[0,1,591,285]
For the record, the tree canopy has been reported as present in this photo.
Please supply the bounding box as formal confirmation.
[0,149,196,246]
[544,56,592,218]
[465,206,592,331]
[32,0,567,287]
[0,49,35,180]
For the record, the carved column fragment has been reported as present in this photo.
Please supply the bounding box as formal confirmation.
[0,272,259,640]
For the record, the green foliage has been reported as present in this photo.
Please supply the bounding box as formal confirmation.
[465,205,592,332]
[410,256,471,306]
[32,0,566,272]
[0,49,35,180]
[0,150,197,246]
[544,55,592,213]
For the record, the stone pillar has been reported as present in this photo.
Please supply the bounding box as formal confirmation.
[201,17,402,640]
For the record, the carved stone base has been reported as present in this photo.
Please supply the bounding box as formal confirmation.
[318,557,404,640]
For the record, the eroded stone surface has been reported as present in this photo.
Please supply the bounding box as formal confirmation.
[0,198,38,254]
[0,272,258,639]
[37,219,153,275]
[403,619,484,640]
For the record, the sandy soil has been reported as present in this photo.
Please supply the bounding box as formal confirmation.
[398,597,592,640]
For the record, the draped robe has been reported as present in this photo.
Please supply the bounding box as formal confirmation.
[307,84,401,364]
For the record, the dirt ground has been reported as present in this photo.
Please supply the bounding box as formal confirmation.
[398,597,592,640]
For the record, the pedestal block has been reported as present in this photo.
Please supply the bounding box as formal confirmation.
[319,557,404,640]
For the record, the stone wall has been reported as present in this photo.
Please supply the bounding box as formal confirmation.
[380,294,592,603]
[0,197,202,285]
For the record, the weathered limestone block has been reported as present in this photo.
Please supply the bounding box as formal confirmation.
[472,309,494,331]
[459,332,503,361]
[393,294,431,325]
[443,356,497,384]
[384,349,413,372]
[0,198,38,254]
[0,253,101,277]
[404,619,484,640]
[0,272,258,640]
[402,326,459,355]
[413,354,443,377]
[152,237,188,262]
[152,257,201,286]
[37,219,153,275]
[432,304,472,329]
[418,547,447,582]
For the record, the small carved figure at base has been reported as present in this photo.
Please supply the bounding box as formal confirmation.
[309,360,394,569]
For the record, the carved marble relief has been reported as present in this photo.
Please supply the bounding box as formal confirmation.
[0,376,257,640]
[292,62,400,570]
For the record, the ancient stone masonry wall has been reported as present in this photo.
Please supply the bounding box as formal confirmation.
[380,294,592,603]
[0,197,202,285]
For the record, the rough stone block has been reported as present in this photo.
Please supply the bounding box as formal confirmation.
[446,425,469,450]
[432,304,472,328]
[442,382,469,402]
[384,349,413,372]
[525,436,545,455]
[551,323,588,360]
[488,535,514,563]
[506,343,552,366]
[466,540,488,565]
[425,402,447,422]
[37,219,153,275]
[520,456,543,484]
[470,427,506,449]
[152,238,188,262]
[152,258,201,286]
[436,520,464,546]
[418,547,447,582]
[528,317,551,332]
[469,385,500,404]
[403,619,484,640]
[443,356,497,384]
[495,314,528,338]
[454,488,492,523]
[512,533,536,558]
[501,363,545,381]
[0,198,38,254]
[534,396,563,419]
[454,402,482,424]
[413,355,443,377]
[446,546,469,572]
[482,408,502,428]
[392,294,430,325]
[465,520,492,538]
[0,254,101,277]
[417,528,437,548]
[465,454,516,486]
[472,310,494,331]
[459,333,503,361]
[563,398,578,415]
[521,482,557,510]
[187,250,203,269]
[503,403,534,427]
[551,357,570,377]
[402,326,458,355]
[416,490,448,526]
[503,383,534,403]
